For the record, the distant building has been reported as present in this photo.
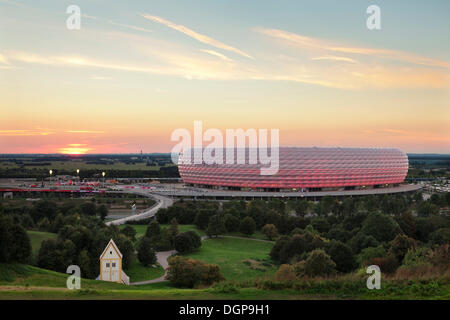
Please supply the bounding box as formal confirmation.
[98,239,129,285]
[178,147,409,192]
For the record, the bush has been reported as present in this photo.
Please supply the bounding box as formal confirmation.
[365,256,399,274]
[206,214,226,237]
[296,249,336,277]
[239,217,256,236]
[402,247,432,268]
[358,245,386,266]
[326,240,357,273]
[224,214,240,232]
[262,224,278,240]
[388,234,416,263]
[145,220,161,239]
[211,282,239,294]
[430,228,450,245]
[174,231,201,253]
[167,256,224,288]
[360,212,401,242]
[121,225,137,241]
[275,264,297,281]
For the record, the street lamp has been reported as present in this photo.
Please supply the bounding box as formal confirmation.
[102,171,106,187]
[76,169,80,183]
[49,169,53,184]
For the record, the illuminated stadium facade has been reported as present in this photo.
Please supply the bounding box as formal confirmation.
[178,147,409,192]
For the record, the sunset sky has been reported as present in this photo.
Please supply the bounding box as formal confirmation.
[0,0,449,154]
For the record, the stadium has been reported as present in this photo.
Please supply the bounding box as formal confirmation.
[178,147,409,192]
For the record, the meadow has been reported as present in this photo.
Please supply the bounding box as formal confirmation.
[0,264,448,300]
[183,237,277,281]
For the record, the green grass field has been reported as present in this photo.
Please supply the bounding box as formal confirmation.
[125,257,164,283]
[27,231,57,257]
[1,264,447,300]
[184,237,277,281]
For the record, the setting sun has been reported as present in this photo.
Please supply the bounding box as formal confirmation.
[58,144,90,154]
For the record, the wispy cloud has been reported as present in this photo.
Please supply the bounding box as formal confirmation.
[66,130,105,134]
[256,27,450,68]
[311,56,358,63]
[0,129,51,136]
[200,49,233,62]
[141,14,254,59]
[107,20,153,33]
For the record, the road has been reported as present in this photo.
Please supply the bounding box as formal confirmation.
[106,190,173,226]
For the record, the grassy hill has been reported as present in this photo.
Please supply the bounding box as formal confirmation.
[27,231,57,261]
[1,263,448,300]
[183,237,277,281]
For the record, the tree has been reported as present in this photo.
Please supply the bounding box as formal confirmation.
[275,264,297,281]
[114,235,134,269]
[417,201,439,217]
[8,225,32,263]
[430,228,450,246]
[31,200,58,222]
[145,220,161,239]
[78,249,92,279]
[0,217,31,264]
[388,234,416,263]
[194,210,211,230]
[357,245,386,266]
[97,204,108,221]
[326,240,356,273]
[297,249,336,277]
[168,218,179,243]
[80,202,97,216]
[206,214,226,238]
[349,232,379,254]
[224,214,240,232]
[270,236,291,262]
[262,224,278,240]
[360,213,401,242]
[166,256,224,288]
[121,225,137,242]
[37,239,69,272]
[311,217,331,234]
[174,231,201,253]
[137,237,157,266]
[239,217,256,236]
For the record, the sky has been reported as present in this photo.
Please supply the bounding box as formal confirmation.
[0,0,449,154]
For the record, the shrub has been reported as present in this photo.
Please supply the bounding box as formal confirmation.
[224,214,240,232]
[430,228,450,246]
[167,256,224,288]
[239,217,256,236]
[402,247,432,268]
[365,256,399,274]
[326,240,357,273]
[388,234,416,263]
[275,264,297,281]
[174,231,201,253]
[297,249,336,277]
[360,212,401,242]
[121,225,137,241]
[358,245,386,266]
[262,224,278,240]
[206,214,226,237]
